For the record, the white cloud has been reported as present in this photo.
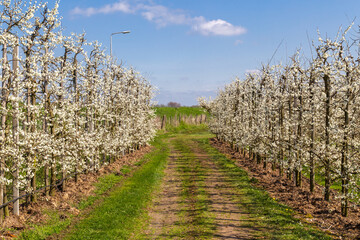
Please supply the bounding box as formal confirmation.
[71,1,247,37]
[70,1,133,17]
[192,17,246,36]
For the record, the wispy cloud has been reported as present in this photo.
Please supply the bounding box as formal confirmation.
[70,2,133,17]
[140,4,190,27]
[71,1,247,37]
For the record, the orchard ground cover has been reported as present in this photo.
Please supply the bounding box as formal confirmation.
[22,125,335,240]
[153,106,209,118]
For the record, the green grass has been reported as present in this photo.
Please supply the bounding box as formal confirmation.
[18,168,130,239]
[154,106,209,118]
[78,173,125,210]
[302,165,360,202]
[17,136,167,240]
[63,135,169,240]
[195,137,334,240]
[302,165,341,191]
[18,172,125,240]
[18,210,72,240]
[165,122,209,134]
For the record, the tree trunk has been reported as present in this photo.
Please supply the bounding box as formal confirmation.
[43,47,49,197]
[0,42,9,221]
[287,96,293,180]
[279,149,284,176]
[341,90,350,216]
[31,173,37,202]
[296,92,303,187]
[12,42,20,215]
[324,74,331,201]
[3,187,8,217]
[62,171,66,192]
[309,75,315,193]
[256,153,261,165]
[50,165,56,196]
[44,166,49,196]
[263,156,267,169]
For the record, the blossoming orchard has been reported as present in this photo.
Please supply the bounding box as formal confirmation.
[0,0,156,220]
[0,0,359,238]
[200,25,360,217]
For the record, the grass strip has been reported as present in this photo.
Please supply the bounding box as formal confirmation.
[17,136,167,240]
[164,122,209,135]
[196,137,334,240]
[18,171,126,240]
[64,136,169,240]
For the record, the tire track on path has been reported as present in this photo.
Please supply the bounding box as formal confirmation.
[144,142,182,238]
[189,141,257,239]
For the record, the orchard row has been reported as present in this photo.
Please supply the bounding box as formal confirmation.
[0,1,156,219]
[200,25,360,217]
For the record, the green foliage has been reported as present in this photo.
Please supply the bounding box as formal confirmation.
[302,166,360,201]
[154,106,209,118]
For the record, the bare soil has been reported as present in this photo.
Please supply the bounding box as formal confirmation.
[0,146,152,239]
[210,137,360,240]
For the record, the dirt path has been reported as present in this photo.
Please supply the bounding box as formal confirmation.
[193,150,256,239]
[143,137,256,239]
[144,147,182,238]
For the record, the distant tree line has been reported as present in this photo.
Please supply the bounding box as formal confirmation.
[155,101,201,108]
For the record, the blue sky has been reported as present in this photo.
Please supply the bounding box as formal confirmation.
[58,0,360,106]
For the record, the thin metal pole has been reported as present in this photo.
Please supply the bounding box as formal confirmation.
[110,35,112,56]
[110,31,130,57]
